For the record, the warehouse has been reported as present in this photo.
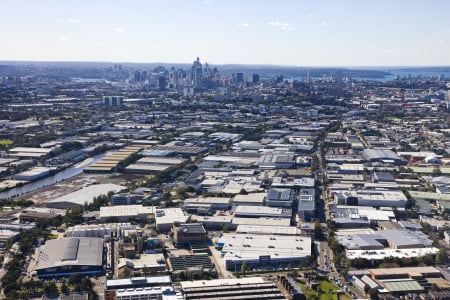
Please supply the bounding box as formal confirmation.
[47,184,125,209]
[192,215,233,230]
[35,237,104,278]
[266,188,294,208]
[216,233,311,271]
[66,223,136,238]
[361,149,404,165]
[99,205,154,223]
[233,205,292,218]
[180,277,286,300]
[136,157,186,165]
[332,189,407,208]
[184,196,231,213]
[8,147,55,159]
[231,217,291,228]
[15,167,52,181]
[232,193,266,207]
[124,164,171,174]
[258,151,295,169]
[105,275,174,300]
[154,208,189,232]
[336,229,437,260]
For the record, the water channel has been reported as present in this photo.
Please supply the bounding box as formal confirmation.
[0,154,105,199]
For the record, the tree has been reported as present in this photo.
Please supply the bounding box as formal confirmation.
[162,185,172,195]
[367,288,379,300]
[43,281,58,295]
[60,282,69,293]
[436,248,448,264]
[241,262,248,276]
[81,277,93,291]
[314,220,323,239]
[63,207,83,226]
[239,188,248,195]
[432,167,442,176]
[68,272,82,285]
[121,266,131,278]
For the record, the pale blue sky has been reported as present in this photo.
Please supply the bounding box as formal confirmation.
[1,0,450,66]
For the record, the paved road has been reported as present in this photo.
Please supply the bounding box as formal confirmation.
[209,245,234,279]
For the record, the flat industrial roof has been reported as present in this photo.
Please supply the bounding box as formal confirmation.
[232,193,266,204]
[125,164,171,171]
[9,147,54,153]
[234,205,291,217]
[218,233,311,261]
[155,208,189,225]
[232,217,291,227]
[185,197,231,205]
[236,225,300,235]
[180,277,264,289]
[100,205,153,218]
[369,266,439,277]
[137,157,186,165]
[36,237,103,270]
[106,275,172,289]
[380,279,424,292]
[49,184,125,206]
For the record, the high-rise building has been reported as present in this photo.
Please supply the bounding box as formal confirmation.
[191,57,203,89]
[133,70,141,82]
[252,74,260,85]
[236,72,244,85]
[158,76,166,91]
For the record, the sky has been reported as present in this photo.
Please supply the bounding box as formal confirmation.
[1,0,450,67]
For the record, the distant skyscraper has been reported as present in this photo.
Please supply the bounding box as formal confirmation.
[133,70,141,82]
[236,72,244,85]
[252,74,260,85]
[191,57,203,89]
[158,76,166,91]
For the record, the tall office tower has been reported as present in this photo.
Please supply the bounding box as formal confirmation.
[191,57,203,89]
[158,76,166,91]
[236,72,244,85]
[133,70,141,82]
[252,74,260,85]
[169,68,177,89]
[141,71,148,81]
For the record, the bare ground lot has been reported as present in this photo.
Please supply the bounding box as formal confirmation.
[17,173,146,206]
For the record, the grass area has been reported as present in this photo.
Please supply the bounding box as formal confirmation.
[411,167,450,174]
[298,280,347,300]
[0,139,13,146]
[339,294,352,300]
[298,282,319,299]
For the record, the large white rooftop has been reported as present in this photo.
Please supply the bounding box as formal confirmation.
[36,237,103,271]
[49,184,125,206]
[233,205,291,218]
[100,205,153,218]
[218,233,311,261]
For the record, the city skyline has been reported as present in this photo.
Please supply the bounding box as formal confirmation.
[1,0,450,66]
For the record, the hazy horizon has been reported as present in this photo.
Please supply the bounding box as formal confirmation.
[1,0,450,66]
[1,59,450,70]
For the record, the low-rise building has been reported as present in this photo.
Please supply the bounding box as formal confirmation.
[105,275,173,300]
[99,205,154,223]
[180,277,286,300]
[216,233,311,271]
[233,205,292,218]
[35,237,104,278]
[266,188,294,208]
